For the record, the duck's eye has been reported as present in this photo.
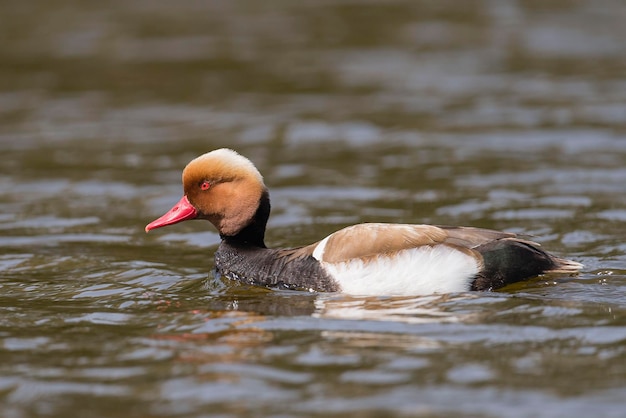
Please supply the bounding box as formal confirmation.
[200,181,211,191]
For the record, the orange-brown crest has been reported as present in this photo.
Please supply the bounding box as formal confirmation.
[181,149,266,236]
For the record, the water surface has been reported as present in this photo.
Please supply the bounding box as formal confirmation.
[1,1,626,417]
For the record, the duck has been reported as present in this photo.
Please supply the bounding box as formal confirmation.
[145,148,582,295]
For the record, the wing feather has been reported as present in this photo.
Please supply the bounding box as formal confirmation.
[315,223,514,263]
[281,223,537,265]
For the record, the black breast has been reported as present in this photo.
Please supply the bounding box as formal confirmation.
[214,241,339,292]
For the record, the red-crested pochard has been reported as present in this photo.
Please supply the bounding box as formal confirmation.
[146,148,582,295]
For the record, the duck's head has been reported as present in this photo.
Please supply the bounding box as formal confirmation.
[145,148,267,237]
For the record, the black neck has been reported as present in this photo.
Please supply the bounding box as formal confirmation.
[222,189,270,248]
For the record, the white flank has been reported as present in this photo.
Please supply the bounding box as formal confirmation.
[311,235,330,261]
[320,245,480,296]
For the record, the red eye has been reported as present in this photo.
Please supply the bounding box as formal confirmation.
[200,181,210,191]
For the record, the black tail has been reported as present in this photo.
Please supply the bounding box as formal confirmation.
[471,238,582,291]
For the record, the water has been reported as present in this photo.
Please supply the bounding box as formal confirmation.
[1,0,626,416]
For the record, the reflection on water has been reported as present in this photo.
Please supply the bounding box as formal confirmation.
[314,293,477,324]
[1,0,626,417]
